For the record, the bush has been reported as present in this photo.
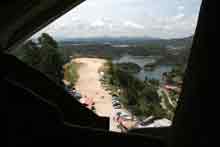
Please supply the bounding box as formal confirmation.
[147,78,160,87]
[64,63,79,87]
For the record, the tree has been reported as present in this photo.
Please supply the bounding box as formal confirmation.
[40,43,64,82]
[38,33,58,48]
[12,33,65,84]
[140,86,159,103]
[38,33,64,83]
[20,40,42,68]
[64,63,79,87]
[148,78,160,87]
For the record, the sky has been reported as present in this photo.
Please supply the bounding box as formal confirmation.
[34,0,202,39]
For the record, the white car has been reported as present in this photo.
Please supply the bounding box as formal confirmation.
[136,116,155,128]
[136,118,171,128]
[116,111,132,120]
[121,114,132,120]
[112,100,120,105]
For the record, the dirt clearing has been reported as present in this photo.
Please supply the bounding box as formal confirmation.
[72,58,120,132]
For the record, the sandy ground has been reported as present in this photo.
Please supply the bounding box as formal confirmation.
[73,58,120,132]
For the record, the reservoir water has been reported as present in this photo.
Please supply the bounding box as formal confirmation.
[114,55,172,81]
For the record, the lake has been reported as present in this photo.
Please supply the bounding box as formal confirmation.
[113,55,173,81]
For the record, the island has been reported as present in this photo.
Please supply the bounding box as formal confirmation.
[116,62,141,73]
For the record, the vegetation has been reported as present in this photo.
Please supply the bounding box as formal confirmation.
[144,62,157,71]
[63,62,79,87]
[101,59,188,120]
[11,33,65,84]
[10,34,189,120]
[102,60,166,118]
[116,62,141,73]
[163,64,185,85]
[160,64,185,120]
[160,91,175,120]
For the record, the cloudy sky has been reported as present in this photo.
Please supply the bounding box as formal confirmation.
[34,0,202,39]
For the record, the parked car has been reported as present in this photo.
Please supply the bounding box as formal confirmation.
[136,118,171,128]
[121,114,132,120]
[113,111,132,122]
[113,102,121,106]
[117,112,132,120]
[135,116,155,128]
[64,86,69,92]
[114,105,121,109]
[113,103,121,109]
[113,112,122,121]
[112,100,120,105]
[112,94,119,101]
[112,97,118,101]
[68,90,75,96]
[73,92,82,99]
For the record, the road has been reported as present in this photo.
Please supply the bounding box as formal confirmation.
[73,58,121,132]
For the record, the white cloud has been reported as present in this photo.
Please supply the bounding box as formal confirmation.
[163,25,172,30]
[177,6,185,11]
[172,13,185,21]
[31,0,202,39]
[90,20,105,27]
[123,21,144,29]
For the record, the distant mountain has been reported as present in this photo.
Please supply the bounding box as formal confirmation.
[59,36,161,45]
[58,35,194,65]
[164,36,194,49]
[156,36,194,65]
[59,36,193,48]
